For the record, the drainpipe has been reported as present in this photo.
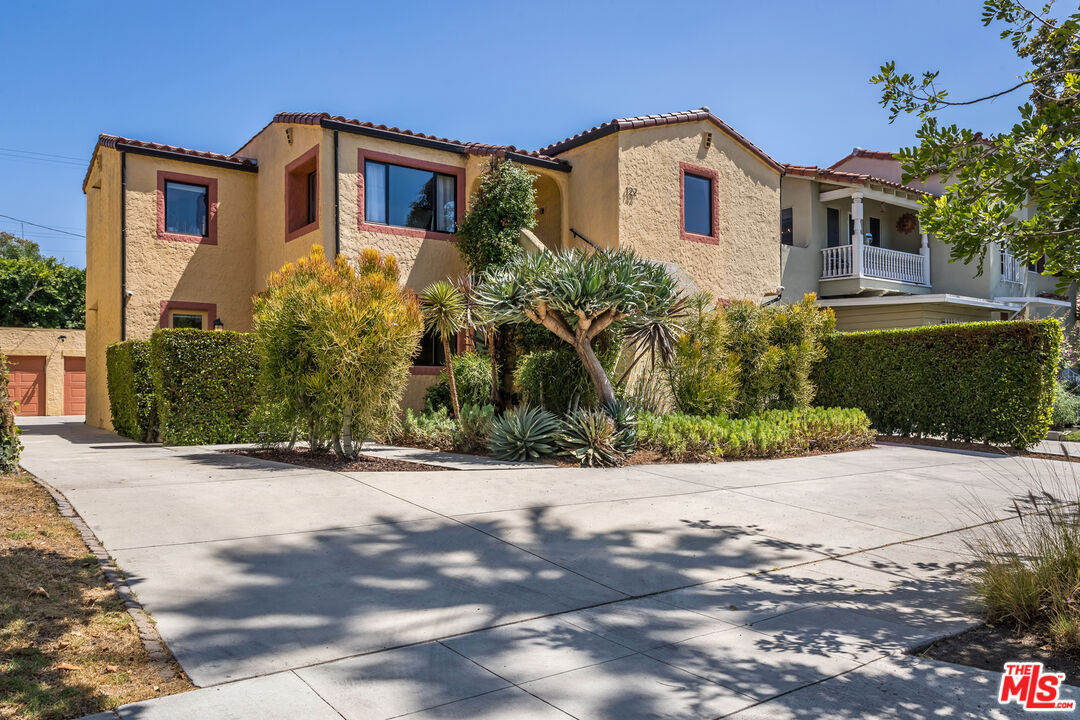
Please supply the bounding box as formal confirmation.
[120,151,127,341]
[333,130,340,257]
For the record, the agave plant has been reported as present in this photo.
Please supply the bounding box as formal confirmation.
[604,398,639,455]
[488,405,561,461]
[558,408,624,467]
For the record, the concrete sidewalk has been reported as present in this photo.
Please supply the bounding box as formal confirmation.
[17,417,1076,719]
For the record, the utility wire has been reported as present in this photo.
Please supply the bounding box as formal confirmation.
[0,146,87,162]
[0,214,85,238]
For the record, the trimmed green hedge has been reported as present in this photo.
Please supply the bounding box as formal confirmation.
[150,329,259,445]
[106,340,157,442]
[639,407,875,461]
[813,320,1061,448]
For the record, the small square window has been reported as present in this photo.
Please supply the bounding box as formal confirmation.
[165,181,208,237]
[414,327,448,367]
[171,312,203,330]
[683,173,713,237]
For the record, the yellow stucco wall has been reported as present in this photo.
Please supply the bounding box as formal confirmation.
[558,134,619,251]
[616,121,782,300]
[243,123,331,292]
[0,328,86,416]
[336,132,468,291]
[831,303,996,332]
[122,154,258,338]
[84,149,122,429]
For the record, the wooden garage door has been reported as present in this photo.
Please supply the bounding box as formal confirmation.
[7,356,45,416]
[64,356,86,415]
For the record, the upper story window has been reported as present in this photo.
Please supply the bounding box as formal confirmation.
[285,145,319,242]
[780,208,793,246]
[364,160,457,233]
[165,181,208,237]
[157,171,218,245]
[679,163,719,244]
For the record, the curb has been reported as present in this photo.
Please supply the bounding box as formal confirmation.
[27,471,181,681]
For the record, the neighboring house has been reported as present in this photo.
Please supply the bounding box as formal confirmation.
[781,148,1073,331]
[82,108,783,430]
[1,327,86,416]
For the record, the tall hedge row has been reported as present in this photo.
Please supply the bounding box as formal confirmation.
[149,329,259,445]
[106,340,157,442]
[813,320,1061,448]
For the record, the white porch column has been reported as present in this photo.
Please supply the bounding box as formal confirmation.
[851,192,864,277]
[920,232,931,286]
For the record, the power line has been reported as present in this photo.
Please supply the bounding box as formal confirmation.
[0,146,87,162]
[0,214,85,238]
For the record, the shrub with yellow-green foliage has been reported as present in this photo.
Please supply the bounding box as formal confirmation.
[638,407,874,461]
[252,245,423,459]
[0,351,20,471]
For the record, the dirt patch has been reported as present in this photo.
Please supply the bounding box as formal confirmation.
[226,447,448,472]
[917,623,1080,684]
[0,471,191,719]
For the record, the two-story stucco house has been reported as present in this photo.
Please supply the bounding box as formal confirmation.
[82,108,784,430]
[780,148,1074,331]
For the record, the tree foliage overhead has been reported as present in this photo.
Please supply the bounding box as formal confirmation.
[871,0,1080,281]
[455,158,538,272]
[253,245,423,459]
[476,249,681,407]
[0,232,85,329]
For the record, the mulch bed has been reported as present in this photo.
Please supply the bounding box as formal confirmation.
[226,447,447,472]
[918,623,1080,684]
[877,434,1080,464]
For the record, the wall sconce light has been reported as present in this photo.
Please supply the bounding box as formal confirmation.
[58,335,67,342]
[213,318,224,331]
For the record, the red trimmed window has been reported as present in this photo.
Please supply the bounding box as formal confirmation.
[157,171,218,245]
[159,301,217,330]
[358,149,464,241]
[679,163,719,244]
[285,145,319,242]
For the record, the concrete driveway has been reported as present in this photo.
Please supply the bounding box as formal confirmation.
[17,417,1075,719]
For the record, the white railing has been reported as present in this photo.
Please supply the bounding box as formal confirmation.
[1001,249,1022,284]
[820,244,927,285]
[862,245,926,285]
[820,245,852,279]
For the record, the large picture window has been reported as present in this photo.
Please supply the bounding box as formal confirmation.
[364,160,457,233]
[164,181,208,237]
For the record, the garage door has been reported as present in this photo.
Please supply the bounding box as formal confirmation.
[7,356,45,416]
[64,356,86,415]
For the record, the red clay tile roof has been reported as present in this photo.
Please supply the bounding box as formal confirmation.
[537,107,783,172]
[783,164,931,196]
[96,134,257,167]
[827,148,898,169]
[271,112,566,163]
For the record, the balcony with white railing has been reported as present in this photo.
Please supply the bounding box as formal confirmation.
[820,243,930,286]
[1001,249,1022,284]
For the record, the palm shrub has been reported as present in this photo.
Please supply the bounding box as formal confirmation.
[420,280,466,418]
[0,352,20,472]
[477,249,681,408]
[558,408,623,467]
[253,245,423,459]
[488,405,560,461]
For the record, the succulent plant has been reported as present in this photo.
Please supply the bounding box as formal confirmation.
[604,398,639,455]
[557,408,624,467]
[488,405,560,461]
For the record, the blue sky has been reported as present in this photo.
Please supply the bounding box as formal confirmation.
[1,0,1032,267]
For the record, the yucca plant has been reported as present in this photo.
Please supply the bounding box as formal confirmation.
[558,408,624,467]
[420,280,466,418]
[476,249,680,408]
[488,405,560,461]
